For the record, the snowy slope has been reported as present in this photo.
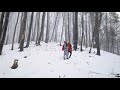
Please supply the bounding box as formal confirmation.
[0,42,120,78]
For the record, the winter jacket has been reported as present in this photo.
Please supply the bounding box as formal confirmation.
[68,43,72,53]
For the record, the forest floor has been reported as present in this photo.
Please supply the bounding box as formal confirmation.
[0,42,120,78]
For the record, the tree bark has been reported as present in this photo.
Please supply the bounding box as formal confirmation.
[0,12,5,40]
[11,12,20,50]
[37,12,46,45]
[25,12,34,48]
[19,12,27,51]
[18,12,24,44]
[0,12,10,55]
[80,12,84,51]
[36,12,40,44]
[60,13,65,46]
[45,12,50,43]
[50,12,59,42]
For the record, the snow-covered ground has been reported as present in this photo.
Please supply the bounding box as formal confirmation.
[0,42,120,78]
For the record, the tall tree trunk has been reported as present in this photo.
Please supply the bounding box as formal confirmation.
[0,12,10,55]
[37,12,46,45]
[54,14,60,42]
[89,12,95,53]
[65,13,68,42]
[85,14,88,48]
[88,16,91,47]
[117,39,119,55]
[11,12,20,50]
[0,12,5,40]
[105,12,109,52]
[45,12,50,43]
[19,12,27,51]
[95,12,102,56]
[68,12,71,43]
[50,12,59,42]
[73,12,78,51]
[60,13,65,46]
[31,13,36,41]
[18,12,24,43]
[25,12,34,48]
[36,12,40,44]
[80,12,84,51]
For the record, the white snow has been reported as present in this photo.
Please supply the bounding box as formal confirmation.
[0,42,120,78]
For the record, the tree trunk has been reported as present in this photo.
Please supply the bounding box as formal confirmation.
[36,12,40,45]
[105,12,109,52]
[60,13,65,46]
[0,12,5,40]
[95,12,102,56]
[0,12,10,55]
[37,12,46,45]
[65,13,68,42]
[117,39,119,55]
[88,16,91,47]
[73,12,78,51]
[68,12,71,43]
[45,12,50,43]
[25,12,34,48]
[19,12,27,51]
[85,14,88,48]
[11,12,20,50]
[18,12,24,43]
[89,12,95,53]
[50,12,59,42]
[80,12,84,51]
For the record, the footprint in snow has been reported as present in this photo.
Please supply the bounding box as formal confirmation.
[24,56,27,58]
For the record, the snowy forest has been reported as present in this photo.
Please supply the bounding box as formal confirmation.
[0,12,120,78]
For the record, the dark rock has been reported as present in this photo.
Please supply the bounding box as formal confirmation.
[24,56,27,58]
[11,59,18,69]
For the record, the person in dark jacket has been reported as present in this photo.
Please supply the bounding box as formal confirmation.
[68,42,72,58]
[62,41,69,60]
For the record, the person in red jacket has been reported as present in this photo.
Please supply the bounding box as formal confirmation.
[67,42,72,58]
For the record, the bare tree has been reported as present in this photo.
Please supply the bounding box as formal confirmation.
[18,12,24,44]
[0,12,10,55]
[94,12,102,55]
[25,12,34,48]
[0,12,5,40]
[11,12,20,50]
[50,12,59,42]
[36,12,40,44]
[80,12,84,51]
[37,12,46,45]
[73,12,78,51]
[19,12,27,51]
[60,12,65,46]
[68,12,71,43]
[45,12,50,43]
[85,13,88,48]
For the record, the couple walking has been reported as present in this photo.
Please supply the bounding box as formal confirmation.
[62,41,72,60]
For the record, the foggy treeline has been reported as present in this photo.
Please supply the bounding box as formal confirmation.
[0,12,120,56]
